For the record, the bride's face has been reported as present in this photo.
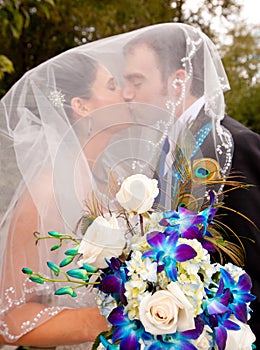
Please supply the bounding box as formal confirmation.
[87,64,124,111]
[71,63,130,134]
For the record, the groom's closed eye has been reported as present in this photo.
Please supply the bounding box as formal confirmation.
[125,73,145,88]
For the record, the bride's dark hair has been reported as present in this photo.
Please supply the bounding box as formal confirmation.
[50,52,98,102]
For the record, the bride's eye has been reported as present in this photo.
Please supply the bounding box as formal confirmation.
[107,78,117,91]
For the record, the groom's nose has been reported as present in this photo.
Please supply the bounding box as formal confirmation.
[122,85,135,102]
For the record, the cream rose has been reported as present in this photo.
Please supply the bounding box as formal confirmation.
[116,174,159,214]
[78,214,125,268]
[139,282,195,335]
[225,316,256,350]
[191,325,212,350]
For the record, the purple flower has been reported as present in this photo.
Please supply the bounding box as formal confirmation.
[107,306,152,350]
[181,226,215,253]
[218,268,256,323]
[204,312,240,350]
[205,269,255,323]
[145,333,197,350]
[99,258,128,305]
[160,191,217,254]
[143,231,197,281]
[202,267,255,350]
[160,207,205,236]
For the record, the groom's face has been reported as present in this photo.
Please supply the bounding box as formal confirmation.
[123,44,168,108]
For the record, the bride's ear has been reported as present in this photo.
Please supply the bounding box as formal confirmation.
[71,97,89,118]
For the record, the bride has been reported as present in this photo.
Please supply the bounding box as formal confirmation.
[0,48,131,348]
[0,31,171,348]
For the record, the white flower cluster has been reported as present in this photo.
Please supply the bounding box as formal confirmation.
[222,262,245,282]
[124,250,158,319]
[96,291,117,318]
[176,238,217,315]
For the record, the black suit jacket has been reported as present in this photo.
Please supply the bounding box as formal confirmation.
[191,114,260,344]
[220,116,260,345]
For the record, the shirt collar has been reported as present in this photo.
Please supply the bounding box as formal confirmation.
[179,96,205,126]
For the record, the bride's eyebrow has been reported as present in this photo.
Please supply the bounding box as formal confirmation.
[106,77,116,85]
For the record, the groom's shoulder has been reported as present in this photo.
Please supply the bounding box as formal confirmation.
[222,115,259,139]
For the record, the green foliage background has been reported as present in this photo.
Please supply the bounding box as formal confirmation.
[0,0,259,132]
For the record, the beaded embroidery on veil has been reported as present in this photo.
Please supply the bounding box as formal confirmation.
[0,22,233,347]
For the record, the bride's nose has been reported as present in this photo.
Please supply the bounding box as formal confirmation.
[122,85,135,102]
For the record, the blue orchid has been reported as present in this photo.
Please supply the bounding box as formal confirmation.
[100,335,119,350]
[205,269,255,323]
[218,268,256,323]
[160,207,205,236]
[160,191,217,237]
[200,311,240,350]
[142,231,197,280]
[99,258,128,305]
[201,268,255,350]
[144,333,197,350]
[181,225,215,253]
[107,306,152,350]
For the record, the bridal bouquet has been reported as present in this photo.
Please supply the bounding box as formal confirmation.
[23,174,256,350]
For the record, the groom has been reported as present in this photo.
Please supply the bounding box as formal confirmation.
[122,24,260,344]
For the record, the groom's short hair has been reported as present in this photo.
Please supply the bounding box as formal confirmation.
[124,26,204,97]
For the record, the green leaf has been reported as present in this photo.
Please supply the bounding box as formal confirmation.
[66,268,89,281]
[55,286,77,297]
[29,276,45,284]
[0,55,14,79]
[92,329,114,350]
[59,255,74,267]
[37,3,51,20]
[47,261,60,276]
[44,0,55,6]
[21,7,30,29]
[12,10,24,38]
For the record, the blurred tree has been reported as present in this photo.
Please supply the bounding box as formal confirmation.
[173,0,241,38]
[0,0,241,96]
[0,0,55,94]
[2,0,259,133]
[222,24,260,132]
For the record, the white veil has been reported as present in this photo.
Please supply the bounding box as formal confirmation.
[0,23,233,346]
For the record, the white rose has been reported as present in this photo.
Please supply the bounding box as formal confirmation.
[116,174,159,214]
[191,325,212,350]
[139,281,195,335]
[225,316,256,350]
[78,214,125,268]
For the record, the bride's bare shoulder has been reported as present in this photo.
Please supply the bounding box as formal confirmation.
[11,168,57,228]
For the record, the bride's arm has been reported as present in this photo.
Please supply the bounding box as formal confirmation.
[0,305,108,347]
[1,181,108,346]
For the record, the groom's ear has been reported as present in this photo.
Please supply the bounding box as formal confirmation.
[71,97,90,118]
[169,69,187,94]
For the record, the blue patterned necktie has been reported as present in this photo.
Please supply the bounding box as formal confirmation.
[154,137,170,207]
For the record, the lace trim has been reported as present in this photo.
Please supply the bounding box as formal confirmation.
[0,306,62,342]
[0,277,63,341]
[0,278,54,316]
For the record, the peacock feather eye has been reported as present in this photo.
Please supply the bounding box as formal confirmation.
[178,193,199,212]
[192,158,220,181]
[195,167,210,178]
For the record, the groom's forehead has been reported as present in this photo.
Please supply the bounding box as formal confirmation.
[124,44,161,74]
